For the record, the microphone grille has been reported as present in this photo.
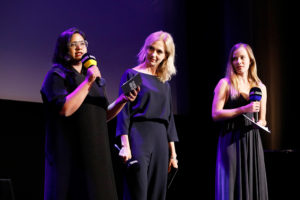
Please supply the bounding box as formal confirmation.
[81,53,97,69]
[249,87,262,101]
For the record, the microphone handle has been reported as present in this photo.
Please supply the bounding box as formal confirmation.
[254,112,258,122]
[95,77,106,87]
[254,100,260,122]
[114,144,139,170]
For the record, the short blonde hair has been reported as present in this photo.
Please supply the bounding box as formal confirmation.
[138,31,176,83]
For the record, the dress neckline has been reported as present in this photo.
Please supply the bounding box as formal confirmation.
[131,68,158,77]
[239,93,249,101]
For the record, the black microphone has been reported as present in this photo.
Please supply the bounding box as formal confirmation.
[114,144,140,172]
[81,53,106,87]
[249,87,262,122]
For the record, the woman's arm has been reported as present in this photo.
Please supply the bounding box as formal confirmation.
[211,78,259,121]
[258,83,267,126]
[106,94,128,122]
[118,134,132,162]
[60,66,99,117]
[106,87,140,122]
[168,141,178,172]
[60,79,92,117]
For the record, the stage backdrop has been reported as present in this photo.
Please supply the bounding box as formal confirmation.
[0,0,188,114]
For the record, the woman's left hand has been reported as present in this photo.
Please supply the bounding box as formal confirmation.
[168,156,178,172]
[123,86,140,102]
[256,119,267,127]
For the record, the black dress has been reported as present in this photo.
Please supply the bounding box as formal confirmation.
[41,64,118,200]
[116,69,178,200]
[215,95,268,200]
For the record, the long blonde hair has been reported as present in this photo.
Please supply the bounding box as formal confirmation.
[225,43,261,98]
[138,31,176,83]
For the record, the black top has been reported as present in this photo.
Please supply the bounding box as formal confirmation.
[41,64,118,200]
[116,68,178,142]
[41,64,108,112]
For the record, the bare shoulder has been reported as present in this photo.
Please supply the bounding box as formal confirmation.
[219,77,230,85]
[258,82,267,92]
[214,78,230,97]
[133,65,145,73]
[215,78,229,90]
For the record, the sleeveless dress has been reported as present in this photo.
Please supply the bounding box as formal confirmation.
[41,64,118,200]
[215,95,269,200]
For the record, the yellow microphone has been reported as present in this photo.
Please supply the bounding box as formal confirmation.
[81,53,105,86]
[81,53,97,69]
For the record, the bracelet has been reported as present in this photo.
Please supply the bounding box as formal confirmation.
[170,156,177,160]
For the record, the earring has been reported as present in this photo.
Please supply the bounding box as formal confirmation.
[64,54,71,62]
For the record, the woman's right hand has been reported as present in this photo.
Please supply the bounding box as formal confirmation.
[86,65,101,83]
[244,101,260,113]
[119,146,132,163]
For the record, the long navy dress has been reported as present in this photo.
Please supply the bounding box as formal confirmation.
[215,95,268,200]
[116,69,179,200]
[41,64,118,200]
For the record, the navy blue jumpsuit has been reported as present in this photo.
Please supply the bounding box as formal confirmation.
[116,69,179,200]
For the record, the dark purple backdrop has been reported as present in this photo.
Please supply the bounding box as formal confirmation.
[0,0,188,114]
[0,0,299,199]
